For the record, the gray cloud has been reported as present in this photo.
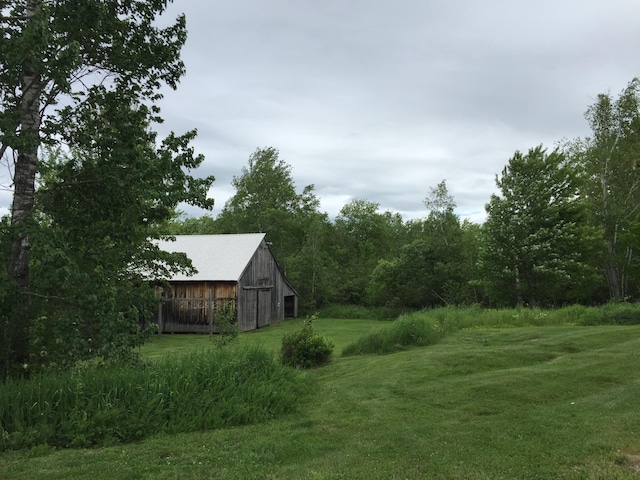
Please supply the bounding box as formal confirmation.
[3,0,639,226]
[152,0,640,223]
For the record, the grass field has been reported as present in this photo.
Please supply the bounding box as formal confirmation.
[2,316,640,479]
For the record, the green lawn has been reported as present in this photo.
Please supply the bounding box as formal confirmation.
[3,319,640,479]
[140,317,386,361]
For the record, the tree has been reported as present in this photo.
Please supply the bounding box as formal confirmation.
[0,1,206,375]
[481,146,599,307]
[424,180,455,229]
[216,147,319,262]
[285,213,336,311]
[578,78,640,300]
[216,147,334,310]
[367,181,478,308]
[333,199,404,304]
[163,213,219,235]
[26,100,213,369]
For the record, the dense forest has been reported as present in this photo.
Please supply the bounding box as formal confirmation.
[0,1,638,378]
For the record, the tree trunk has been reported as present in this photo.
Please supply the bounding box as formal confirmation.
[7,0,43,369]
[604,238,622,300]
[514,265,522,307]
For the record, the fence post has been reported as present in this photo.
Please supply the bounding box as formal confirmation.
[157,290,164,335]
[208,290,213,337]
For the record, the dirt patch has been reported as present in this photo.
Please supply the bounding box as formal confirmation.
[624,453,640,471]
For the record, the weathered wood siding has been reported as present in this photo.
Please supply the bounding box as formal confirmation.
[170,281,237,300]
[237,239,298,331]
[160,281,237,333]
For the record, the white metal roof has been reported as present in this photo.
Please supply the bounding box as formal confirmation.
[156,233,266,282]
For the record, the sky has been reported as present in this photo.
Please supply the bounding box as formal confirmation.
[3,0,640,224]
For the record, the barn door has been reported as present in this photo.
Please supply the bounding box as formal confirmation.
[257,288,271,328]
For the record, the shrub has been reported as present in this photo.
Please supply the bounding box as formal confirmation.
[280,314,335,368]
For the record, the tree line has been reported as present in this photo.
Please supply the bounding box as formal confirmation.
[168,76,640,313]
[0,1,638,378]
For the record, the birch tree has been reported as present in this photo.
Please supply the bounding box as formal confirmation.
[0,1,209,374]
[580,78,640,300]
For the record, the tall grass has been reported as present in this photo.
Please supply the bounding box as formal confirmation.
[341,303,640,355]
[0,345,309,451]
[317,304,401,320]
[341,315,451,356]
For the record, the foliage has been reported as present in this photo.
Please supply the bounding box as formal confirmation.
[284,214,337,312]
[216,147,320,260]
[280,314,334,368]
[575,77,640,300]
[214,301,239,348]
[214,147,333,311]
[317,304,401,320]
[333,199,405,304]
[0,0,192,374]
[164,213,219,235]
[401,303,640,329]
[22,108,211,372]
[0,345,309,451]
[481,145,601,307]
[0,1,214,377]
[367,181,479,308]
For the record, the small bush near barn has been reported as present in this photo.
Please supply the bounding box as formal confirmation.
[280,314,335,368]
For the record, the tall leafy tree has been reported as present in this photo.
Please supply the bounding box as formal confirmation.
[0,0,207,374]
[481,146,599,307]
[216,147,321,267]
[578,78,640,300]
[367,181,477,308]
[333,199,404,304]
[28,100,213,369]
[285,213,336,311]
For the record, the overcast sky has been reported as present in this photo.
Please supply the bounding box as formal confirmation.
[3,1,639,224]
[153,0,640,224]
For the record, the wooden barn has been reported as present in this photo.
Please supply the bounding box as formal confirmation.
[155,233,298,333]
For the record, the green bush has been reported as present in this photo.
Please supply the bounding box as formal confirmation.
[280,315,335,368]
[0,346,309,451]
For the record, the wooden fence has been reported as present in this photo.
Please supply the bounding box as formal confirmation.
[156,293,237,335]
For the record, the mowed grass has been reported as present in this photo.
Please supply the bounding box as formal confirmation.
[3,319,640,479]
[141,317,385,360]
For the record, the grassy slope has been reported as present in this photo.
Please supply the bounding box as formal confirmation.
[2,320,640,479]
